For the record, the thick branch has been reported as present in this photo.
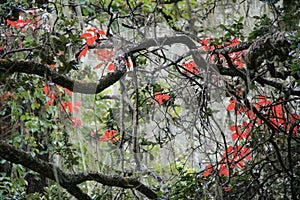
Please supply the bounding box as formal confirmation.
[218,66,300,96]
[0,141,90,199]
[0,141,157,199]
[0,59,126,94]
[128,35,218,72]
[1,34,299,96]
[70,172,157,199]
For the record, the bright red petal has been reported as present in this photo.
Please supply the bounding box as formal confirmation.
[80,32,93,38]
[46,99,54,107]
[258,95,266,100]
[223,187,231,193]
[219,164,229,177]
[246,110,256,120]
[232,133,238,140]
[154,92,164,104]
[229,125,237,131]
[86,37,96,46]
[108,63,115,71]
[44,85,49,95]
[78,45,88,58]
[94,63,104,69]
[203,170,211,177]
[227,103,235,111]
[97,29,105,35]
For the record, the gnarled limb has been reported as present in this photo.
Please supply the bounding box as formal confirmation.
[0,141,158,199]
[1,33,299,97]
[0,58,126,94]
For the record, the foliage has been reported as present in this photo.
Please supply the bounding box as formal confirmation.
[0,0,299,199]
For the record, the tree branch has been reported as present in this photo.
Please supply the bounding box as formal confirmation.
[0,141,157,199]
[0,59,126,94]
[70,172,157,199]
[1,34,299,97]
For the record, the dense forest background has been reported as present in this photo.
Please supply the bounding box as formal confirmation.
[0,0,299,199]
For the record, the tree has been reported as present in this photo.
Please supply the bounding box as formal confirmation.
[0,0,299,199]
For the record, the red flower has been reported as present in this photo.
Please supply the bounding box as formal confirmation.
[108,63,115,71]
[43,84,56,107]
[182,61,199,74]
[226,98,236,111]
[219,164,229,177]
[93,49,114,69]
[154,92,170,105]
[228,51,245,68]
[80,27,105,46]
[241,147,251,161]
[199,38,216,51]
[61,100,81,114]
[78,45,88,58]
[70,117,82,126]
[230,122,252,141]
[85,27,106,36]
[46,99,55,107]
[95,49,114,60]
[231,130,243,141]
[203,163,213,177]
[255,96,272,109]
[246,109,256,120]
[219,145,251,176]
[223,187,231,193]
[96,29,105,35]
[80,32,97,46]
[99,130,118,143]
[80,32,93,38]
[230,38,240,46]
[6,12,38,31]
[288,114,300,136]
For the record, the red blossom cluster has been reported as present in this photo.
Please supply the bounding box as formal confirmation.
[255,97,300,136]
[199,37,245,68]
[78,27,106,58]
[182,60,199,74]
[227,96,299,137]
[93,50,131,72]
[203,95,299,193]
[60,100,81,114]
[70,117,83,126]
[90,129,119,144]
[93,49,114,69]
[44,85,57,107]
[5,10,39,32]
[0,10,39,50]
[204,145,251,177]
[79,29,131,72]
[154,92,170,105]
[43,84,82,127]
[98,129,118,143]
[199,37,216,51]
[230,121,253,140]
[181,37,245,75]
